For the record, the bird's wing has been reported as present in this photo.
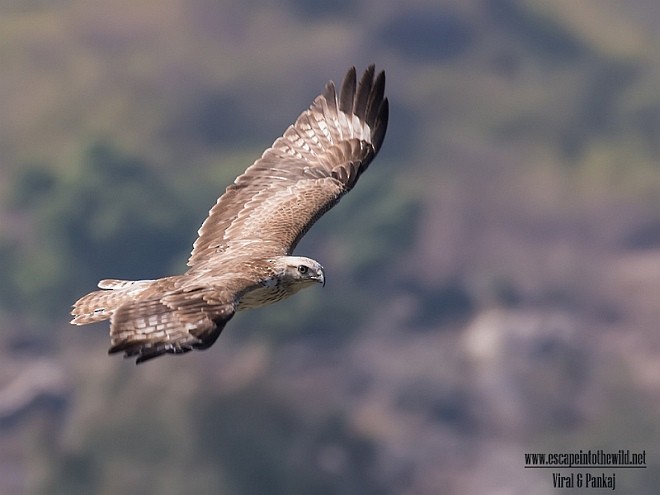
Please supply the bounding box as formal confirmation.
[187,65,388,266]
[107,281,237,364]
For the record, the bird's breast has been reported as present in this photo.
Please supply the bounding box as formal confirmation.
[236,282,291,311]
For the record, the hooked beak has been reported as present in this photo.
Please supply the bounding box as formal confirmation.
[316,268,326,287]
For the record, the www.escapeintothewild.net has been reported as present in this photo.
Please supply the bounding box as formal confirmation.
[525,449,647,468]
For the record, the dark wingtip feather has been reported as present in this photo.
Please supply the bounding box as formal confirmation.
[108,340,130,355]
[134,350,168,365]
[339,66,357,114]
[323,80,337,107]
[354,65,375,120]
[108,340,182,364]
[372,97,389,153]
[366,70,386,128]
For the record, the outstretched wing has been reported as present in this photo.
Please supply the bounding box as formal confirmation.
[106,278,238,364]
[188,65,388,266]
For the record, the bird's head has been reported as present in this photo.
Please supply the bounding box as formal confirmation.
[275,256,325,288]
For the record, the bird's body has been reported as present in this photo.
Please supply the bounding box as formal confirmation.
[71,66,388,363]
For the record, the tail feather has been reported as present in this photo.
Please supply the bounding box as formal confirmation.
[72,278,235,363]
[70,279,155,325]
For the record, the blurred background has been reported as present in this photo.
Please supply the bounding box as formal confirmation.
[2,0,660,493]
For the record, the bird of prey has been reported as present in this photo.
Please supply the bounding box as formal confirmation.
[71,65,388,363]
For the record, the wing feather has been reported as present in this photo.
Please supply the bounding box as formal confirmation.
[108,285,236,363]
[339,66,357,115]
[188,65,389,266]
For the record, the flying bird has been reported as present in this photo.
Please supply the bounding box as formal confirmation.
[71,65,389,363]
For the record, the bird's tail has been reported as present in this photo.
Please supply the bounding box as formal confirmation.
[70,279,155,325]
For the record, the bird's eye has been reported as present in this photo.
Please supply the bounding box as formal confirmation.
[297,265,309,274]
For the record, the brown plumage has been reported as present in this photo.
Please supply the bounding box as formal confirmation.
[71,66,389,363]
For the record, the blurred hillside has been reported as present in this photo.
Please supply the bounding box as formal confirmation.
[2,0,660,493]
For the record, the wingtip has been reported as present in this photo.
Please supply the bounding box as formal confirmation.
[108,342,162,365]
[339,67,357,113]
[372,97,389,153]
